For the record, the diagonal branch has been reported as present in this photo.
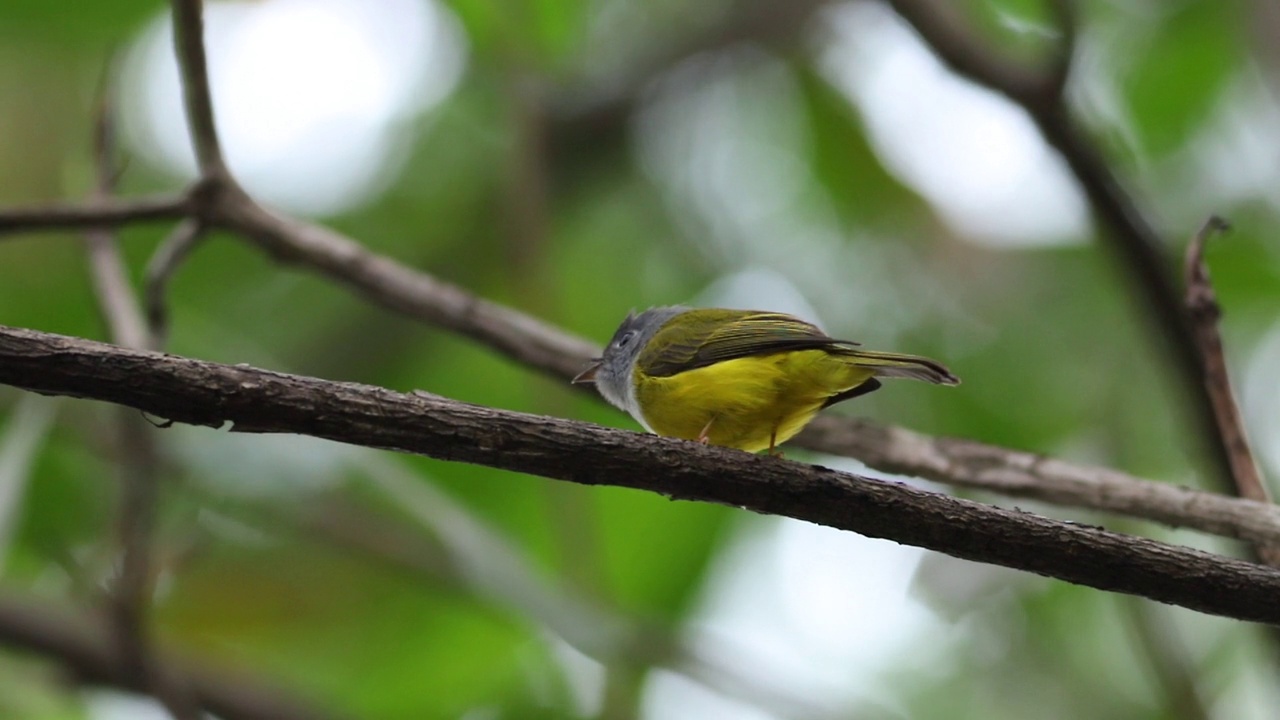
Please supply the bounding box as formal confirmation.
[882,0,1051,107]
[882,0,1238,494]
[1,324,1279,625]
[85,102,149,351]
[143,218,208,349]
[213,194,600,380]
[1183,217,1277,562]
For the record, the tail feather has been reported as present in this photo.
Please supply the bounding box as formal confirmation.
[836,348,960,386]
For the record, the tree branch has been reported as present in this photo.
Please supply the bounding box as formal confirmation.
[798,416,1280,546]
[2,186,1278,547]
[0,0,1272,571]
[85,81,149,352]
[881,0,1052,107]
[170,0,228,178]
[0,590,349,720]
[180,186,1280,550]
[881,0,1238,495]
[0,195,190,236]
[143,218,207,350]
[1,324,1279,625]
[213,192,600,380]
[1183,217,1277,563]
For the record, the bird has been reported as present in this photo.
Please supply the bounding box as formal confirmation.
[573,306,958,454]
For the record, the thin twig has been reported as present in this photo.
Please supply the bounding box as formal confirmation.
[85,77,149,351]
[2,325,1280,625]
[1183,216,1278,564]
[85,231,148,350]
[170,0,228,178]
[217,196,601,379]
[143,218,207,350]
[0,194,190,236]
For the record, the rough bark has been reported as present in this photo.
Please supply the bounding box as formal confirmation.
[2,324,1278,625]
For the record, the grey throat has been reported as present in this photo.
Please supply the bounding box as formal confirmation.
[593,305,688,431]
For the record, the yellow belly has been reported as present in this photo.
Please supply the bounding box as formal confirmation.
[633,350,875,453]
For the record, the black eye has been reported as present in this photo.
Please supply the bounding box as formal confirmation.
[617,331,635,348]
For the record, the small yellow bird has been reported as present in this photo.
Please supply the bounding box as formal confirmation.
[574,306,958,454]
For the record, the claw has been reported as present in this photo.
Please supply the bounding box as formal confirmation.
[767,428,784,458]
[696,417,715,444]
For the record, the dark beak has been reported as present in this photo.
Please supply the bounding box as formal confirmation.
[572,359,602,384]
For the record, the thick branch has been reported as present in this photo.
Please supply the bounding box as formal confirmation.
[0,187,1272,547]
[198,192,1280,547]
[1,324,1278,624]
[0,0,1265,553]
[0,591,348,720]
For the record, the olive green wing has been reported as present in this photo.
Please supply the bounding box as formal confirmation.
[639,309,855,377]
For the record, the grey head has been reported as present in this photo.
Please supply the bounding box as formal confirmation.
[572,306,688,427]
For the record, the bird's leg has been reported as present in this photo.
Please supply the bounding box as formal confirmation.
[767,428,784,458]
[696,417,716,444]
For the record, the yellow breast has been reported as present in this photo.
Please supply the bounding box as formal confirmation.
[633,349,875,453]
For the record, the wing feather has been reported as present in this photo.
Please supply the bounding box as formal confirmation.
[640,309,853,377]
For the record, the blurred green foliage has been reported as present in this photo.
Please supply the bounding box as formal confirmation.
[2,0,1279,718]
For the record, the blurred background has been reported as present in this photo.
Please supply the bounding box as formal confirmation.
[2,0,1280,718]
